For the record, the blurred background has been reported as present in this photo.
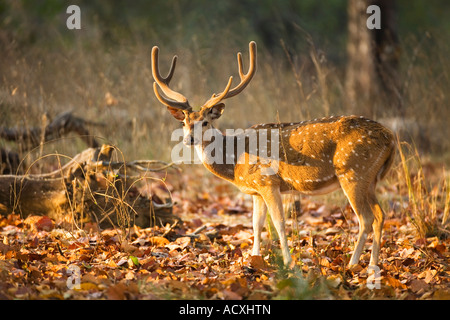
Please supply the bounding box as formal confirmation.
[0,0,449,169]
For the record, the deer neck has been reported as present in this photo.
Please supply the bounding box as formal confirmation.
[194,127,237,182]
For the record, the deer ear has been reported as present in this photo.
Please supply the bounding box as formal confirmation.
[167,107,186,121]
[208,103,225,120]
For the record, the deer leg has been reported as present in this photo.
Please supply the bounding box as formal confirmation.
[252,195,267,257]
[367,185,385,266]
[340,180,374,267]
[261,187,292,266]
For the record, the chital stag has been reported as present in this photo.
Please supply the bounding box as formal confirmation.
[151,41,395,267]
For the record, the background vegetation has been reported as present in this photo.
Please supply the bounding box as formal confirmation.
[1,0,449,162]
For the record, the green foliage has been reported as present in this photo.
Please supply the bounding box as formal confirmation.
[1,0,449,53]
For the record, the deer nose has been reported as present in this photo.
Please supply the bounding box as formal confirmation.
[183,135,197,146]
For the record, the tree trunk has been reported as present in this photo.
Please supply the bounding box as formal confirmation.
[345,0,401,117]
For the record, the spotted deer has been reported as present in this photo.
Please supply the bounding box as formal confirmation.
[151,41,395,267]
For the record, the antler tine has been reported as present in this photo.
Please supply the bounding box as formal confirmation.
[237,52,245,79]
[229,40,257,98]
[201,76,234,109]
[164,55,177,83]
[153,82,192,110]
[151,46,191,110]
[201,41,257,109]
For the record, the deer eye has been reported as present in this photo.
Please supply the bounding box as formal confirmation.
[202,121,208,127]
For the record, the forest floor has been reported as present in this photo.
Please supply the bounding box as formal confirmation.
[0,163,449,300]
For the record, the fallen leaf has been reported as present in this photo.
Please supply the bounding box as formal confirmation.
[249,255,266,270]
[106,259,118,268]
[399,247,416,259]
[423,269,438,284]
[125,271,135,280]
[117,258,128,267]
[348,264,363,273]
[24,215,54,231]
[75,282,98,291]
[175,237,191,249]
[131,238,147,246]
[383,219,402,230]
[430,243,446,255]
[120,240,138,253]
[327,275,342,288]
[319,257,331,268]
[106,282,127,300]
[149,236,170,246]
[385,276,407,289]
[36,216,54,231]
[414,238,427,247]
[0,243,11,254]
[129,255,140,267]
[166,237,191,250]
[191,218,203,228]
[409,279,428,293]
[324,227,341,235]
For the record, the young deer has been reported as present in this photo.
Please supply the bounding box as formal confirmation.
[151,41,395,267]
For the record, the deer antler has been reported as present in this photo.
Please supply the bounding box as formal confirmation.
[201,41,257,109]
[151,41,256,111]
[151,46,192,111]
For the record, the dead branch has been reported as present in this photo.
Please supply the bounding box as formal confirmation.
[1,110,103,174]
[86,159,181,175]
[0,110,101,151]
[0,144,181,229]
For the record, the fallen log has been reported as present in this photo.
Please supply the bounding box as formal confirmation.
[0,144,181,229]
[0,111,101,174]
[0,110,101,150]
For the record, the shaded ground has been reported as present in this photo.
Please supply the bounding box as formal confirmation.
[0,167,449,300]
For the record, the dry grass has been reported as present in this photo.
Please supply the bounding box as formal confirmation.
[397,139,450,239]
[1,30,449,162]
